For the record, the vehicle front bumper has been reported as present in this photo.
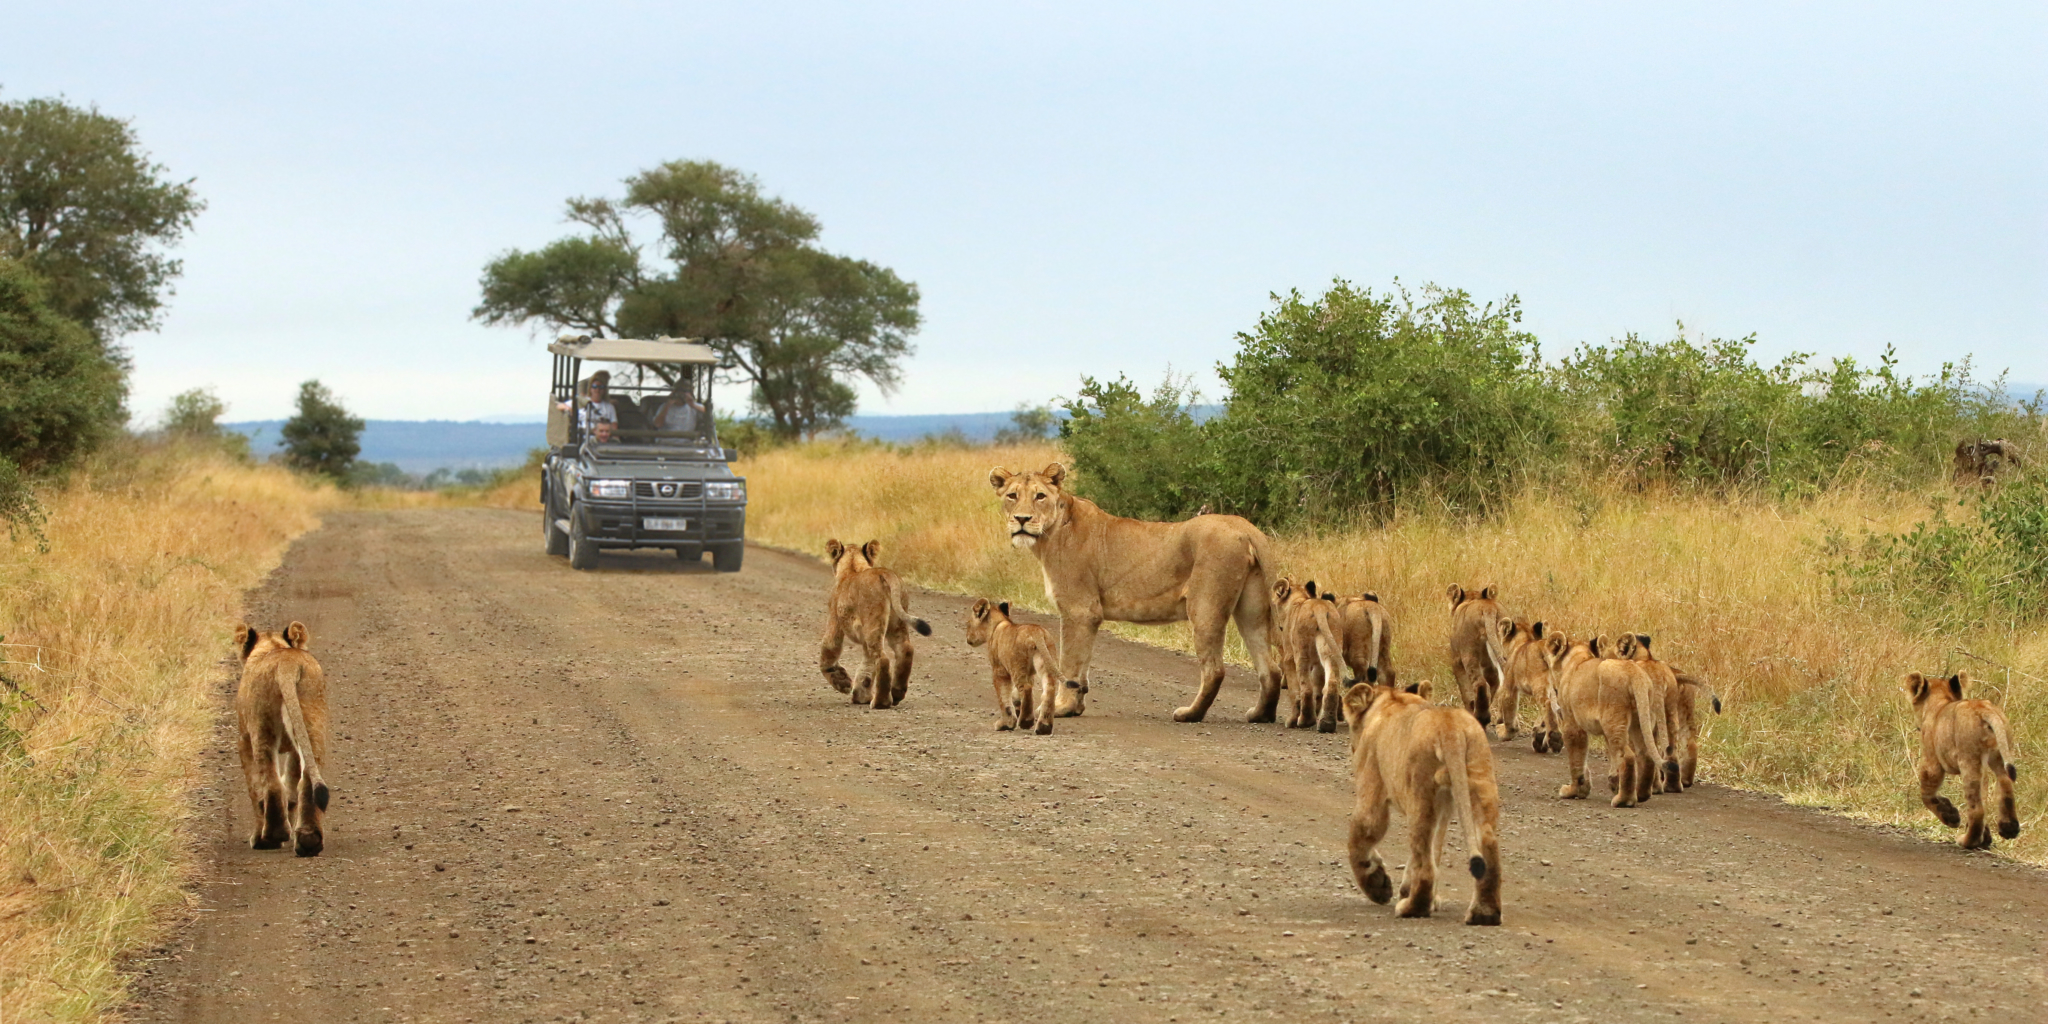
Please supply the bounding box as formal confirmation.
[578,499,746,549]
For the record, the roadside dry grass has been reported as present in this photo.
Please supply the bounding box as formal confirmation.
[741,441,2048,863]
[0,441,335,1021]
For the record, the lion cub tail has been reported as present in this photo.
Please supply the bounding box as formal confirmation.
[277,659,329,811]
[1988,711,2020,782]
[1441,728,1495,883]
[1676,671,1722,714]
[884,573,932,636]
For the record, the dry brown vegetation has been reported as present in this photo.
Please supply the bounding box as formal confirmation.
[0,442,335,1021]
[740,439,2047,863]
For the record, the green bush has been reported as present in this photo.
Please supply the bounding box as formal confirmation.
[1830,471,2048,631]
[1058,373,1210,522]
[0,256,127,474]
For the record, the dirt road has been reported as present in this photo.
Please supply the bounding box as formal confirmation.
[130,509,2048,1024]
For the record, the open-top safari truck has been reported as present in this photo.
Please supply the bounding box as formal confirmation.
[541,334,748,572]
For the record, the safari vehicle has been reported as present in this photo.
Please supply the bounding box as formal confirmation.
[541,334,748,572]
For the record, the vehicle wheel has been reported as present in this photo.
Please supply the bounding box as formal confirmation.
[712,542,744,573]
[567,507,599,571]
[543,487,568,557]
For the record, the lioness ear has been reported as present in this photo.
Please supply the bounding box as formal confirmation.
[1481,585,1497,602]
[1532,621,1545,639]
[998,600,1010,616]
[826,539,845,561]
[1447,584,1465,609]
[284,621,308,648]
[989,467,1013,491]
[1041,462,1066,488]
[862,539,882,564]
[1948,672,1966,700]
[236,624,257,661]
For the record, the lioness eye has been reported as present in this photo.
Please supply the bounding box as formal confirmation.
[1034,493,1046,500]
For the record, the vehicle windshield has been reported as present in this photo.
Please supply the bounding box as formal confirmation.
[575,362,719,450]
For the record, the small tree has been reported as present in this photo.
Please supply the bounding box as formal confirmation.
[280,380,363,482]
[0,256,127,473]
[160,386,250,460]
[994,403,1058,445]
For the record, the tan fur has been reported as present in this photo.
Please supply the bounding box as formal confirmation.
[990,464,1282,723]
[1341,675,1503,926]
[965,599,1061,734]
[233,621,332,857]
[1445,585,1502,728]
[1906,671,2021,849]
[1271,578,1347,731]
[1615,633,1720,791]
[819,539,931,709]
[1494,618,1561,751]
[1324,586,1393,695]
[1542,634,1672,808]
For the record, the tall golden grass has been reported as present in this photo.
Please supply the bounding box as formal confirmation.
[0,441,336,1021]
[741,440,2047,862]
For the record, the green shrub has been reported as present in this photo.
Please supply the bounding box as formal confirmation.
[0,257,127,474]
[1831,471,2048,631]
[1058,373,1209,521]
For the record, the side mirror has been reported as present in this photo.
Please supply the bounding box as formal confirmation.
[722,447,739,462]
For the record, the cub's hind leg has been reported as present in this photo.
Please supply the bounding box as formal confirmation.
[1989,749,2021,841]
[1958,757,1991,850]
[1349,792,1394,905]
[1395,795,1440,918]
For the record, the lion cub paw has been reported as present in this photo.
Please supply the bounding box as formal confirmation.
[1357,862,1394,904]
[1999,818,2021,840]
[1463,904,1501,926]
[1931,796,1961,828]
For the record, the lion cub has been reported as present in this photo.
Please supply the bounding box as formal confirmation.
[964,599,1060,734]
[819,539,932,710]
[1614,633,1721,791]
[1272,578,1346,731]
[1446,585,1503,727]
[1906,670,2021,849]
[1341,669,1503,925]
[233,622,332,857]
[1495,618,1559,751]
[1543,634,1671,808]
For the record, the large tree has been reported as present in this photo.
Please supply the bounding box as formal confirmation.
[0,255,127,473]
[0,96,203,342]
[474,161,920,438]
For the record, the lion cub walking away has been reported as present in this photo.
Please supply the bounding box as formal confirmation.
[965,599,1061,734]
[1446,585,1503,727]
[819,539,932,710]
[1614,633,1721,791]
[1494,619,1559,751]
[1906,671,2021,849]
[1272,578,1346,731]
[1341,669,1503,925]
[234,622,332,857]
[1543,634,1672,808]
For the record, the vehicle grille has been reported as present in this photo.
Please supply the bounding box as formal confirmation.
[633,481,703,499]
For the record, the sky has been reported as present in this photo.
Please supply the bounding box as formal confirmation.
[7,1,2044,424]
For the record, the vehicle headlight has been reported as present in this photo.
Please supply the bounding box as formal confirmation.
[704,481,746,502]
[587,479,631,499]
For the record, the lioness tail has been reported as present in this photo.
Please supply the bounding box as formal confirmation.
[277,661,328,810]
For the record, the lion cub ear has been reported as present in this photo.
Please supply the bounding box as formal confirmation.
[235,624,258,661]
[1447,584,1465,609]
[1588,636,1603,658]
[826,539,845,562]
[1303,580,1319,598]
[1342,682,1374,724]
[998,600,1010,617]
[284,622,309,649]
[1904,672,1929,701]
[971,598,990,618]
[861,539,882,565]
[1532,621,1545,639]
[1041,462,1066,488]
[1498,619,1517,641]
[1480,585,1497,602]
[1948,672,1967,700]
[988,467,1013,491]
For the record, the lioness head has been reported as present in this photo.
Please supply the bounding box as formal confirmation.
[989,464,1067,549]
[965,598,1011,647]
[1905,670,1967,708]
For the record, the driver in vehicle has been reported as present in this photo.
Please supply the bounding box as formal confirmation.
[652,379,706,443]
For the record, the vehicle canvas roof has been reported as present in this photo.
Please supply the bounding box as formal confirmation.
[548,334,720,366]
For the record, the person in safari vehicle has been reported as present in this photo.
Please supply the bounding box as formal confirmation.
[652,375,707,442]
[577,371,618,442]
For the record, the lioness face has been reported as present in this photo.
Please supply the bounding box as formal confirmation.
[989,463,1066,550]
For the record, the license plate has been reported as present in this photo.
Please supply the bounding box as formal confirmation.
[642,517,689,531]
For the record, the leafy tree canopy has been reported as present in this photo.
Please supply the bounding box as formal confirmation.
[0,255,127,473]
[280,380,363,482]
[474,160,920,439]
[0,96,203,342]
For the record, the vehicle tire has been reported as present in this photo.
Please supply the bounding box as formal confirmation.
[712,542,744,573]
[542,486,568,557]
[567,507,599,571]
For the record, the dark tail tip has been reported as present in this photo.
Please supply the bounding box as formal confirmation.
[1469,855,1487,880]
[314,782,330,811]
[2010,764,2019,782]
[1712,697,1723,714]
[913,618,932,636]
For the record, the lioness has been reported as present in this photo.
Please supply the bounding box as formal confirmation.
[1272,578,1345,731]
[1341,670,1503,925]
[1906,670,2021,849]
[1614,633,1721,791]
[1543,634,1672,807]
[1446,585,1502,727]
[990,464,1282,723]
[1494,618,1560,751]
[234,621,332,857]
[819,539,932,710]
[965,599,1060,734]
